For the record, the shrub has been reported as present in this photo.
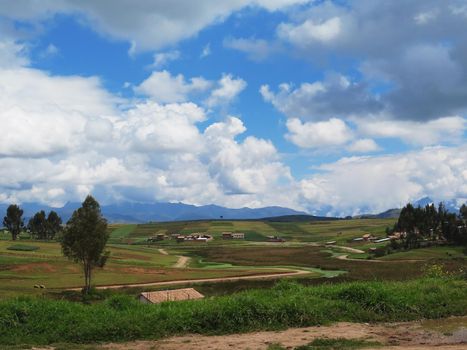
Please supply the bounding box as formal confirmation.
[7,244,40,251]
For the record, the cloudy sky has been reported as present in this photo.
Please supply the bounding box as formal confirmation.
[0,0,466,216]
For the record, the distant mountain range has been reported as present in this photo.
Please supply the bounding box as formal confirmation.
[353,208,402,219]
[0,196,464,224]
[0,201,307,224]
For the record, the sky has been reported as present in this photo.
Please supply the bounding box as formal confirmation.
[0,0,466,216]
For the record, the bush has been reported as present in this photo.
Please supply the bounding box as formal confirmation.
[7,244,40,251]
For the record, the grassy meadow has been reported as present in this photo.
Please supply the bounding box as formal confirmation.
[1,277,466,346]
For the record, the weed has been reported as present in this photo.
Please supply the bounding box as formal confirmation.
[296,337,381,349]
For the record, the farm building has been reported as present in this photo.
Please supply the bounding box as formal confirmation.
[362,234,377,241]
[147,233,168,242]
[139,288,204,304]
[222,232,245,239]
[176,234,213,243]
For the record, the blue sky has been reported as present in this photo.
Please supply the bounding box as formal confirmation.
[0,0,466,216]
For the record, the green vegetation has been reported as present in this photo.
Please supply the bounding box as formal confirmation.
[0,277,466,346]
[393,202,467,248]
[61,196,110,294]
[297,338,381,349]
[0,240,287,299]
[379,246,466,260]
[7,244,40,252]
[0,206,466,348]
[108,218,396,244]
[28,210,62,240]
[2,204,24,241]
[108,224,137,242]
[269,338,381,350]
[183,245,466,281]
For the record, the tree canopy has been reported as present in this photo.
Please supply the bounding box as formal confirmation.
[394,202,467,248]
[3,204,24,241]
[46,211,62,239]
[28,210,62,240]
[28,210,48,239]
[60,195,109,294]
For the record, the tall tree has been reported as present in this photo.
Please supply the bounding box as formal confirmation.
[46,211,62,239]
[60,196,109,294]
[28,210,48,239]
[460,204,467,222]
[3,204,24,241]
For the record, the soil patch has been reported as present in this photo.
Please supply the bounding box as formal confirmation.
[12,262,57,273]
[99,317,467,350]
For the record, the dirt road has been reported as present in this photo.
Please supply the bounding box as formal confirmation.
[68,269,312,291]
[100,317,467,350]
[173,255,190,268]
[157,249,190,268]
[328,245,365,254]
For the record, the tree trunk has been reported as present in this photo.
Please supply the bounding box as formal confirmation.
[12,232,17,241]
[88,264,92,293]
[83,262,92,294]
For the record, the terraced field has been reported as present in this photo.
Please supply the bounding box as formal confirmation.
[108,218,396,245]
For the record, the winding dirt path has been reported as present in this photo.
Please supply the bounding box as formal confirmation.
[328,245,365,254]
[68,269,312,291]
[336,254,386,262]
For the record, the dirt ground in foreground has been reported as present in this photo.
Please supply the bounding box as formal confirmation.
[94,316,467,350]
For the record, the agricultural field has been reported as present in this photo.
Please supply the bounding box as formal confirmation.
[1,218,467,349]
[0,239,285,299]
[108,218,396,245]
[1,218,466,300]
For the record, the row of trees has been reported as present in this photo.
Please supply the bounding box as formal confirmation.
[2,205,63,240]
[28,210,62,240]
[2,197,109,294]
[393,203,467,249]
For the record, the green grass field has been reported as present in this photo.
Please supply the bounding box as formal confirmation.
[379,246,466,260]
[1,277,466,346]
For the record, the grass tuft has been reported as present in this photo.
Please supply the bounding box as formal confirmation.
[297,337,381,349]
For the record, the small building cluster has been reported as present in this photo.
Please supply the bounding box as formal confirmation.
[139,288,204,304]
[147,232,213,243]
[221,231,245,239]
[176,233,213,243]
[352,232,405,243]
